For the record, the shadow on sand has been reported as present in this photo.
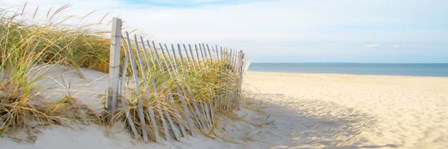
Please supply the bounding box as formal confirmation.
[242,93,398,148]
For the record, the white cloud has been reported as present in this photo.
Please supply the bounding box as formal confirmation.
[365,43,380,48]
[391,44,401,49]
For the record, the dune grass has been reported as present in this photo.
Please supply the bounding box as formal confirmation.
[0,4,243,142]
[0,5,110,137]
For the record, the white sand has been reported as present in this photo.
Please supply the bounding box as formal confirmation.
[243,71,448,148]
[2,67,448,148]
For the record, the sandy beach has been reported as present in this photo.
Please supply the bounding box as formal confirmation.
[2,68,448,148]
[242,71,448,148]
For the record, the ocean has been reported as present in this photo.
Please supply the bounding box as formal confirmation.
[248,63,448,77]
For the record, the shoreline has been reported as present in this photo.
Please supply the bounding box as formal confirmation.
[247,70,448,78]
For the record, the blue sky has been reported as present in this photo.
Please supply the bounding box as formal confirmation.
[2,0,448,63]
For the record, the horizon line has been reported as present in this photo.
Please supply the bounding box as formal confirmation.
[251,62,448,64]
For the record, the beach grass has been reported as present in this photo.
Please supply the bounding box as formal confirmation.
[0,4,111,137]
[0,4,241,142]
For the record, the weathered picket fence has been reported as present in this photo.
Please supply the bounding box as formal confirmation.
[106,18,250,142]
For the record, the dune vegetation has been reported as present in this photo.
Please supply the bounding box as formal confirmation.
[0,4,112,138]
[0,4,246,143]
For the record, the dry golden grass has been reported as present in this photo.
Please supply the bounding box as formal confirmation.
[1,4,110,138]
[1,3,243,143]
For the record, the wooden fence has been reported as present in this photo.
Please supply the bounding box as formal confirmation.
[106,18,250,142]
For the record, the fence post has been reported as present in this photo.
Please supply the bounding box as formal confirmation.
[107,17,122,117]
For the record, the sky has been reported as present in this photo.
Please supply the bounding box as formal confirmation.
[1,0,448,63]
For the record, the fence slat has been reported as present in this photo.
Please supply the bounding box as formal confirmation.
[107,18,122,116]
[181,44,191,70]
[124,32,149,142]
[188,44,197,69]
[206,44,213,61]
[118,44,139,139]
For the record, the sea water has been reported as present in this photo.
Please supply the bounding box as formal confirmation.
[249,63,448,77]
